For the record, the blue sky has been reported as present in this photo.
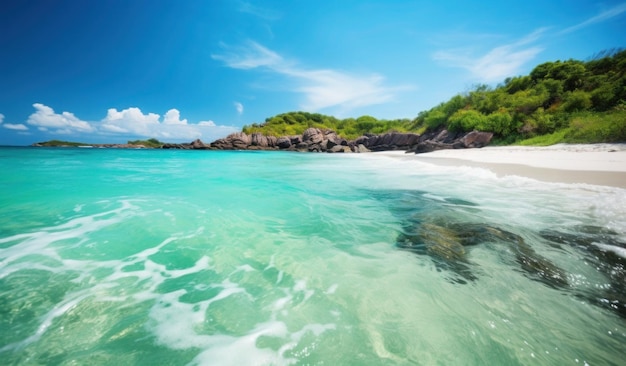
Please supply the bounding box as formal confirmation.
[1,0,625,145]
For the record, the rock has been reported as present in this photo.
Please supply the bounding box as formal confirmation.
[204,127,489,153]
[190,139,209,149]
[324,139,337,150]
[413,129,493,154]
[358,132,421,151]
[396,214,568,285]
[276,136,292,149]
[460,131,493,148]
[250,133,268,147]
[295,142,309,150]
[540,226,626,318]
[354,135,370,146]
[329,145,351,153]
[307,144,322,152]
[162,143,189,149]
[229,132,251,149]
[413,140,451,153]
[302,128,324,144]
[289,135,302,145]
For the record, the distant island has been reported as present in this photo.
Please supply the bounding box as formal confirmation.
[32,138,165,149]
[34,49,626,150]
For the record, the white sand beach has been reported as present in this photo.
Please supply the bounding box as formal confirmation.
[377,144,626,188]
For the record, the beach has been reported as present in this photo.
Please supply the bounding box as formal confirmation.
[378,144,626,188]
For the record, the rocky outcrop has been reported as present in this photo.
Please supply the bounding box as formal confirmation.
[353,132,420,152]
[206,128,357,153]
[412,129,493,154]
[161,128,492,153]
[162,139,209,149]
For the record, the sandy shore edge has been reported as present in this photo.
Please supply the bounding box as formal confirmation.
[375,144,626,188]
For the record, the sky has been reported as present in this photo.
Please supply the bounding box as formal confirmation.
[1,0,625,145]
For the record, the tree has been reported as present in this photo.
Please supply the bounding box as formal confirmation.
[447,109,486,132]
[562,91,592,112]
[484,109,516,136]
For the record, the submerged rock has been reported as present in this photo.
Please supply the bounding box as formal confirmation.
[540,226,626,318]
[398,221,568,287]
[398,222,476,283]
[375,188,626,319]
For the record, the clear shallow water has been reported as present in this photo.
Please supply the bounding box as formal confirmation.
[0,147,625,365]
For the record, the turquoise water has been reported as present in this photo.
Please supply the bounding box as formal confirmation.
[1,147,625,365]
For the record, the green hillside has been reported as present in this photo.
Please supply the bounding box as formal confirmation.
[243,49,626,145]
[243,112,412,140]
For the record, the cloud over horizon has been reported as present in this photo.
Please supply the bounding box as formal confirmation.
[0,113,29,131]
[28,103,95,134]
[20,104,237,142]
[212,41,411,112]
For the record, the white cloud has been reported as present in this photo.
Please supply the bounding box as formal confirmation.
[213,41,410,112]
[101,107,202,140]
[560,3,626,34]
[163,109,188,125]
[27,103,94,133]
[212,41,283,69]
[20,104,237,142]
[234,102,244,115]
[101,107,160,134]
[286,69,397,110]
[1,112,30,131]
[433,29,546,82]
[3,123,29,131]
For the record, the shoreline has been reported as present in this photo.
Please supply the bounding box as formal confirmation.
[375,144,626,189]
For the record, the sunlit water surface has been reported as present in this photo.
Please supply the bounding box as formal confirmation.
[1,147,625,365]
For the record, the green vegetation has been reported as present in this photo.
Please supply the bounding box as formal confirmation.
[127,138,164,148]
[36,140,89,147]
[412,49,626,144]
[242,112,413,140]
[244,49,626,145]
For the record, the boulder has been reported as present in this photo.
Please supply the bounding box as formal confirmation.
[289,135,302,145]
[266,136,277,148]
[414,140,452,153]
[363,132,421,151]
[302,128,324,144]
[190,139,209,149]
[295,142,309,150]
[250,133,268,147]
[329,145,351,153]
[276,136,292,149]
[229,132,251,147]
[354,135,370,146]
[322,139,336,150]
[460,131,493,148]
[414,129,493,154]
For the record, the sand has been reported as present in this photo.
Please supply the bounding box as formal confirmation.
[376,144,626,188]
